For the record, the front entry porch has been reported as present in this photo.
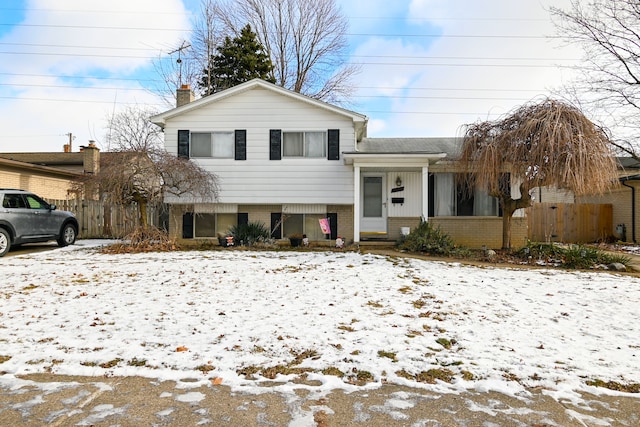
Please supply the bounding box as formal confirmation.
[343,152,446,243]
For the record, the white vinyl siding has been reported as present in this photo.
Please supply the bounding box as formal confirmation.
[386,172,423,217]
[195,204,238,213]
[283,204,326,214]
[162,87,356,205]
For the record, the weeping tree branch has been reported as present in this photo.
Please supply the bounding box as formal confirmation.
[73,107,219,229]
[458,98,619,249]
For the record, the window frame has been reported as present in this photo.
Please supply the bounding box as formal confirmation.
[429,173,501,217]
[190,131,235,159]
[280,213,328,240]
[282,131,327,158]
[192,212,238,238]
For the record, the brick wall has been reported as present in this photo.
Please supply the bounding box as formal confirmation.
[0,169,74,199]
[387,217,422,241]
[578,183,637,241]
[430,217,528,249]
[171,204,355,246]
[327,204,353,242]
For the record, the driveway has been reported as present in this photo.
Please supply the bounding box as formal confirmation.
[3,242,60,257]
[2,373,639,426]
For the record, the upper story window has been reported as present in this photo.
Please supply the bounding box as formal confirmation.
[283,131,327,158]
[190,132,234,158]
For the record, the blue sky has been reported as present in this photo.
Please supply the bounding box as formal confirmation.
[0,0,582,152]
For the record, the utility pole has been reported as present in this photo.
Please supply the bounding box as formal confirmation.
[65,132,75,152]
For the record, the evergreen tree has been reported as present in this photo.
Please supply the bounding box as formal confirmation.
[199,24,274,95]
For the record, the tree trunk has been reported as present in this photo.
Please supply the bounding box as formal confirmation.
[499,183,533,250]
[501,199,517,250]
[132,193,148,228]
[139,201,148,228]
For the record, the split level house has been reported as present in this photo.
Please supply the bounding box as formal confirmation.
[150,78,528,249]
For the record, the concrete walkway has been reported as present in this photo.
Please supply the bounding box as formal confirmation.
[1,373,638,426]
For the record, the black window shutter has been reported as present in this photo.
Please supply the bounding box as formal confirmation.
[178,130,190,159]
[235,130,247,160]
[269,129,281,160]
[182,212,194,238]
[270,212,282,238]
[327,129,340,160]
[237,212,249,226]
[327,212,338,240]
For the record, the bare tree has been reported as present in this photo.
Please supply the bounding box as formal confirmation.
[190,0,227,96]
[151,1,225,106]
[197,0,358,103]
[459,99,618,249]
[75,107,218,228]
[550,0,640,159]
[105,105,163,152]
[152,43,203,108]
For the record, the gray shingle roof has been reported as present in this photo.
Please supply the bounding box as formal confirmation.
[354,137,462,157]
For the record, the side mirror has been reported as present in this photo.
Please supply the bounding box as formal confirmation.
[49,204,57,211]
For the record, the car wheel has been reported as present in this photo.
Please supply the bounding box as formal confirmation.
[0,228,10,257]
[57,223,77,247]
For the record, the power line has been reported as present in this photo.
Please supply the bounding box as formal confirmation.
[0,42,579,63]
[0,71,159,82]
[0,50,572,68]
[0,22,553,40]
[0,50,154,59]
[0,22,189,31]
[0,7,547,23]
[0,7,191,16]
[0,41,159,52]
[0,95,165,106]
[0,83,150,91]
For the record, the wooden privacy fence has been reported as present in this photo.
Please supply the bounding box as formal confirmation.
[48,199,166,239]
[527,203,613,243]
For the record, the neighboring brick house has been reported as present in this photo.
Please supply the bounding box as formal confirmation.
[578,158,640,243]
[151,79,527,249]
[0,157,80,199]
[0,144,100,200]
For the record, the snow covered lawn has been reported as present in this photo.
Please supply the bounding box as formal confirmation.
[0,240,638,401]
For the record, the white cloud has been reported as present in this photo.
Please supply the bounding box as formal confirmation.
[349,0,585,137]
[0,0,191,152]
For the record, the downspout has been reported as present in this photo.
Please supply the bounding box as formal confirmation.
[621,179,636,243]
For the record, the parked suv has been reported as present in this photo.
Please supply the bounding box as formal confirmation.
[0,189,79,257]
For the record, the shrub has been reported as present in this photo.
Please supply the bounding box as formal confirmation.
[518,242,565,261]
[562,245,601,269]
[229,222,270,246]
[519,242,631,269]
[101,226,178,253]
[398,220,456,256]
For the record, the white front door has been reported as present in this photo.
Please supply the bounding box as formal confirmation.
[360,174,387,234]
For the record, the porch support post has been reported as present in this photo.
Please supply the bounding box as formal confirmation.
[353,165,361,242]
[422,165,429,221]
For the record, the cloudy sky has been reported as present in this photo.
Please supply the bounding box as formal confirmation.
[0,0,582,152]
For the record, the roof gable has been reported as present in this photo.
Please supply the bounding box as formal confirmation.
[150,79,368,129]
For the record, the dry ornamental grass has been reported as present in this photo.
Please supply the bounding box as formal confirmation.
[101,226,179,254]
